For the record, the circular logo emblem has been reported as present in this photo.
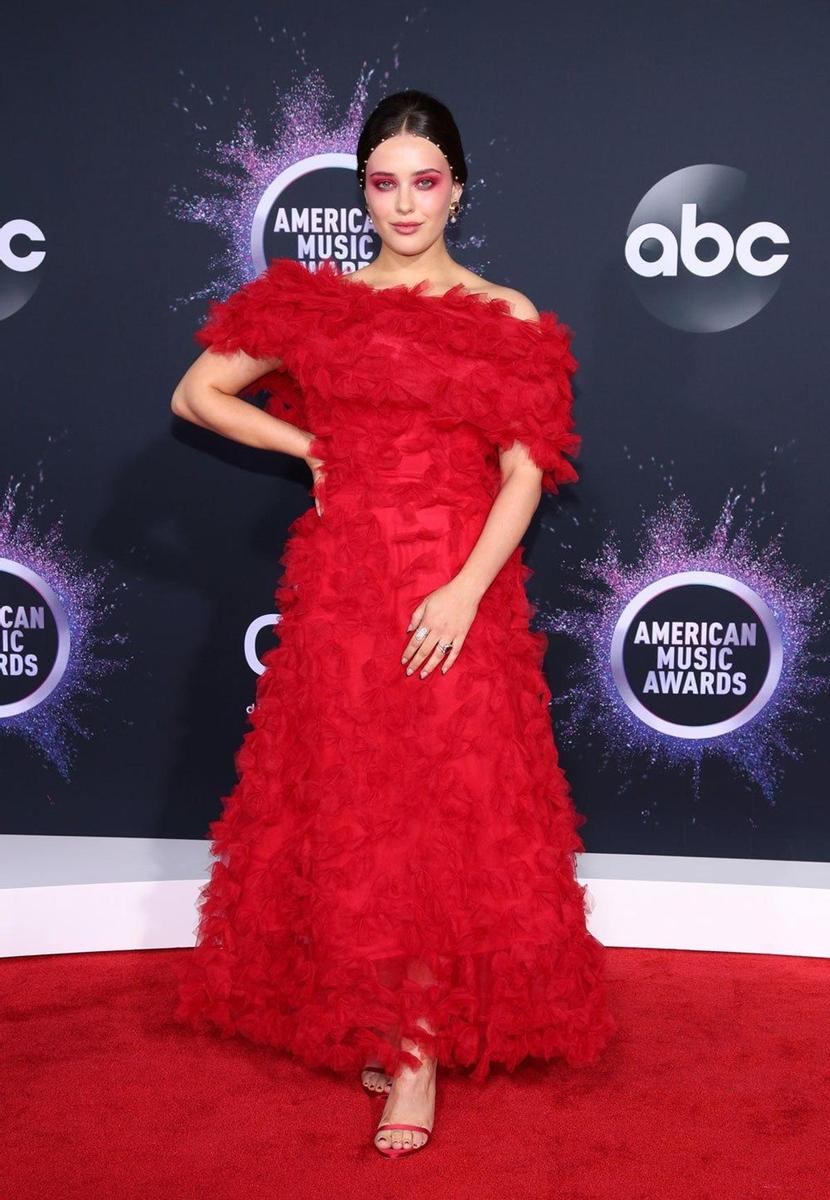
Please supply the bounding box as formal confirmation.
[0,558,70,718]
[1,217,46,322]
[251,153,374,271]
[625,164,789,331]
[610,570,782,738]
[244,612,282,676]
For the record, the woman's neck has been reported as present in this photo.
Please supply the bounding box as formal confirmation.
[366,244,462,289]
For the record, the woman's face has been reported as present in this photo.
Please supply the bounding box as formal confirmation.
[363,132,461,250]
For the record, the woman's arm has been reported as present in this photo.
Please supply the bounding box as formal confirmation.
[172,346,328,513]
[171,347,314,461]
[402,291,551,679]
[454,443,543,600]
[452,288,546,598]
[402,442,543,679]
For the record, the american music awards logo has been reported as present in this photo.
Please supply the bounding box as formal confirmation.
[0,474,129,777]
[0,557,70,717]
[535,491,828,802]
[251,151,375,271]
[610,571,783,739]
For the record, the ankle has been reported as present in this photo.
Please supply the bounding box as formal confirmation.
[394,1056,437,1089]
[401,1029,435,1059]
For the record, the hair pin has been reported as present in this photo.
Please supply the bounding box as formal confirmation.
[358,132,459,184]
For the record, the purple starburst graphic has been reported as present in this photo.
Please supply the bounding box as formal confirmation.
[167,53,487,306]
[535,486,830,804]
[0,469,130,779]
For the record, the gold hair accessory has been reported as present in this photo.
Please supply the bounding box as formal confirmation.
[359,132,461,187]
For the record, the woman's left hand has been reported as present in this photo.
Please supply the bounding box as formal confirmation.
[402,577,481,677]
[305,456,326,517]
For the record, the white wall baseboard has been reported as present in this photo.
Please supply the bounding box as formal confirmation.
[2,836,828,958]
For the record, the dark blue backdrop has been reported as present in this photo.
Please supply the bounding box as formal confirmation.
[1,0,828,861]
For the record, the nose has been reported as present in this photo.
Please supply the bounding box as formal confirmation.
[395,187,416,216]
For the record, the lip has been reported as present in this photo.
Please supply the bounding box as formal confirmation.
[391,222,422,232]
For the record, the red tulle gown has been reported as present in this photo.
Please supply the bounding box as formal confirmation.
[172,256,617,1082]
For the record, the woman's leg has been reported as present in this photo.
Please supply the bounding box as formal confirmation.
[373,957,438,1153]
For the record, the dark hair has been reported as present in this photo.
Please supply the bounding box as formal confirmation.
[356,89,468,197]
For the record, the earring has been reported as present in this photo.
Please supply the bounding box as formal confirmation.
[449,198,461,223]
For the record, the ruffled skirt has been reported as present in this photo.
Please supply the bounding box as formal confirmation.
[172,490,617,1081]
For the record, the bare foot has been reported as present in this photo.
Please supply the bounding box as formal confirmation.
[361,1061,392,1093]
[373,1034,436,1154]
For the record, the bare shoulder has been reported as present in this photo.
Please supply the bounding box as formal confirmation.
[464,269,540,322]
[479,283,540,323]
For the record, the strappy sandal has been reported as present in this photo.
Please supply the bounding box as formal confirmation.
[374,1122,432,1158]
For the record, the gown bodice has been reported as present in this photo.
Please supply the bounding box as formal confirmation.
[192,256,582,517]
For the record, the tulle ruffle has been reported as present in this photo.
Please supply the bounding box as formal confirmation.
[193,257,582,494]
[172,493,616,1080]
[174,257,616,1082]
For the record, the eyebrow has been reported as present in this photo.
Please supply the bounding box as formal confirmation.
[366,166,444,178]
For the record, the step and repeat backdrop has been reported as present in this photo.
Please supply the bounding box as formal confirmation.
[2,0,829,865]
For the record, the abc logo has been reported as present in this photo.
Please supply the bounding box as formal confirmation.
[625,164,788,332]
[1,218,46,272]
[626,202,787,279]
[0,217,46,322]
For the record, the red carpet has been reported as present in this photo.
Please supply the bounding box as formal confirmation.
[2,946,828,1199]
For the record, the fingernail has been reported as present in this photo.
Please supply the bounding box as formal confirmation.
[406,667,413,675]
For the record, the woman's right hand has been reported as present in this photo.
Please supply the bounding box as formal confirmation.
[304,441,326,517]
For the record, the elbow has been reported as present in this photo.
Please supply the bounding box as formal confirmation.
[171,382,217,432]
[500,462,543,497]
[170,384,193,420]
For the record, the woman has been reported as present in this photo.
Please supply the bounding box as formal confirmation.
[170,88,616,1159]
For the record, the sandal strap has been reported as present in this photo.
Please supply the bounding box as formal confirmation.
[376,1123,431,1134]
